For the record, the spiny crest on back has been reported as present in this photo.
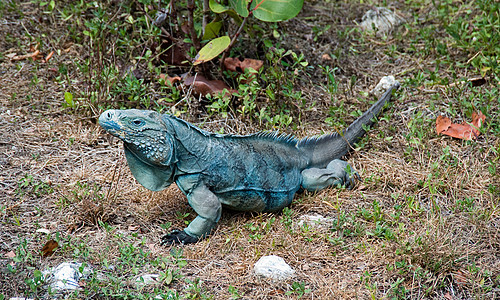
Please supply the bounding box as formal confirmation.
[250,131,298,145]
[164,113,300,146]
[297,132,342,148]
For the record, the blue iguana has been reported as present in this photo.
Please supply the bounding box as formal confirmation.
[99,84,399,244]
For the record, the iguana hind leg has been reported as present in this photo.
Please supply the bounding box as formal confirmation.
[301,159,359,192]
[161,183,221,245]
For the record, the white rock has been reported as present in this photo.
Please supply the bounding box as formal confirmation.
[371,76,400,97]
[42,262,92,291]
[136,273,160,285]
[297,214,332,229]
[254,255,295,281]
[360,7,404,35]
[36,228,51,234]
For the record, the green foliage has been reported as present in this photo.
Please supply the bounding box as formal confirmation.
[196,0,304,64]
[16,174,53,198]
[286,281,311,298]
[228,285,242,299]
[250,0,304,22]
[194,36,231,65]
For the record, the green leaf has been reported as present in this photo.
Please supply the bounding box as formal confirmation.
[193,36,231,65]
[162,270,173,285]
[226,9,243,25]
[64,91,74,106]
[209,0,229,13]
[251,0,304,22]
[229,0,250,17]
[202,20,223,40]
[209,0,243,24]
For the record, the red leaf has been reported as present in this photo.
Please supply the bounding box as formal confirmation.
[436,115,451,134]
[183,74,236,97]
[41,239,59,257]
[436,111,486,140]
[442,123,475,140]
[160,74,182,85]
[224,57,263,73]
[471,111,486,135]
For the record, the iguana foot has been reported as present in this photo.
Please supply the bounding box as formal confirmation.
[302,159,360,191]
[347,171,361,189]
[160,230,199,245]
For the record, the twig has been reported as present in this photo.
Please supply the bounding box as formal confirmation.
[187,0,200,50]
[134,0,174,40]
[219,16,249,73]
[202,0,209,35]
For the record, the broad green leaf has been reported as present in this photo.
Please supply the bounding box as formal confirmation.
[229,0,250,17]
[193,36,231,65]
[209,0,229,13]
[251,0,304,22]
[202,20,223,40]
[64,91,74,106]
[226,9,243,25]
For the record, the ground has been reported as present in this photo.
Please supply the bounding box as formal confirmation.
[0,0,499,299]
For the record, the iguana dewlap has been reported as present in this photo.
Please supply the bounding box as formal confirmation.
[99,83,399,244]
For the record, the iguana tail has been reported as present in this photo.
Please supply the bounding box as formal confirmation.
[298,83,400,168]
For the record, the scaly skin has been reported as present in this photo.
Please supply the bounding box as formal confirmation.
[99,83,399,244]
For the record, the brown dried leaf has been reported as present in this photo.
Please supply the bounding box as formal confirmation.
[471,111,486,135]
[160,74,182,85]
[223,57,263,73]
[321,53,332,61]
[437,111,485,140]
[442,123,475,140]
[469,77,486,87]
[5,251,15,259]
[183,74,236,97]
[436,115,451,134]
[159,40,190,66]
[41,239,58,257]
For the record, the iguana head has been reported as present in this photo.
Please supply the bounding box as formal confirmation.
[99,109,176,166]
[99,109,177,191]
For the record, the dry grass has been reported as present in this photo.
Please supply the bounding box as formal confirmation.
[1,0,499,299]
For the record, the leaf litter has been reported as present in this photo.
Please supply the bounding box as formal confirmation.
[436,111,486,140]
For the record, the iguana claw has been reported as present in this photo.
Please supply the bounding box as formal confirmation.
[160,229,199,245]
[347,171,361,190]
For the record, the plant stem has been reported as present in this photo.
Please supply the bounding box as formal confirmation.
[219,16,248,72]
[219,1,254,73]
[202,0,209,35]
[187,0,200,50]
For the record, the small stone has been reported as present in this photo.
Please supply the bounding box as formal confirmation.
[297,214,333,229]
[42,262,92,291]
[371,76,400,97]
[136,274,160,285]
[360,7,404,35]
[254,255,295,281]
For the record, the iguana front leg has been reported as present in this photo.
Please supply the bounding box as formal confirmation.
[301,159,360,192]
[161,183,222,245]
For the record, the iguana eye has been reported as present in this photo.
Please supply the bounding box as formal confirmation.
[131,119,144,126]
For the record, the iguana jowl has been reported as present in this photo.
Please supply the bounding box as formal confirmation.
[99,84,399,244]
